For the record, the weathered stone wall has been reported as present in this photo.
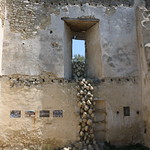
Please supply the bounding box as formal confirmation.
[0,75,143,149]
[94,77,143,145]
[0,0,148,149]
[0,76,78,149]
[136,6,150,147]
[1,0,141,78]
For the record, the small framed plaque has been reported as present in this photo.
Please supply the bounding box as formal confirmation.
[10,110,21,118]
[39,110,50,117]
[53,110,63,117]
[25,110,35,117]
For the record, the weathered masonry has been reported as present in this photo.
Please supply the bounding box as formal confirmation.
[0,0,149,149]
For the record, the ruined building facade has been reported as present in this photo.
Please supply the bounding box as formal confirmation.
[0,0,150,149]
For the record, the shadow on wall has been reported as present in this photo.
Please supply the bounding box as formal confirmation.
[145,0,150,9]
[103,142,149,150]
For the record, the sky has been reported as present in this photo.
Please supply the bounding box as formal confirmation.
[72,39,85,57]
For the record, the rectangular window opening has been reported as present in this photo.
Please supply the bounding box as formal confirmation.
[72,39,85,62]
[64,18,101,79]
[72,39,86,79]
[123,106,130,116]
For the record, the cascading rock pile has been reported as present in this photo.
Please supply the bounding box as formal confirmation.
[75,79,99,150]
[59,79,100,150]
[72,61,85,79]
[59,61,100,150]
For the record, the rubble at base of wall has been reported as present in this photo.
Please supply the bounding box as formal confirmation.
[58,141,101,150]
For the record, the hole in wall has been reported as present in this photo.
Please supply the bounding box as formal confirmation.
[50,30,53,34]
[136,111,140,115]
[117,111,119,114]
[123,106,130,116]
[101,79,105,82]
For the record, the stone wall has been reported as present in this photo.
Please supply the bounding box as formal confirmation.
[0,0,148,149]
[136,6,150,147]
[0,76,78,149]
[0,75,143,149]
[94,77,143,145]
[1,0,140,78]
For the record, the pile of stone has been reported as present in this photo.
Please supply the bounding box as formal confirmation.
[58,79,100,150]
[59,140,99,150]
[76,79,99,150]
[72,61,85,79]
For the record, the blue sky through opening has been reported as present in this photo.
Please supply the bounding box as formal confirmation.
[72,39,85,58]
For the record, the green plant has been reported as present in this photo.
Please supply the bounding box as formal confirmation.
[72,54,85,62]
